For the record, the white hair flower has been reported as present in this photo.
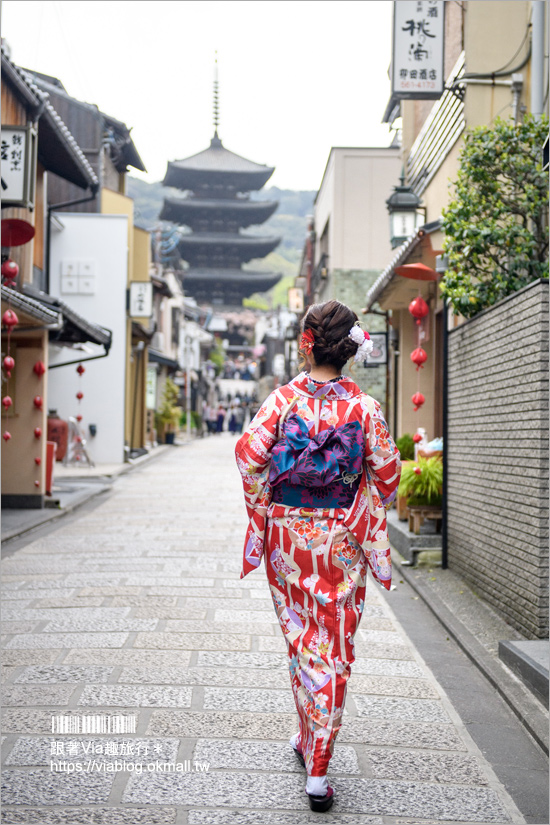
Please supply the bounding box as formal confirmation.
[348,325,373,363]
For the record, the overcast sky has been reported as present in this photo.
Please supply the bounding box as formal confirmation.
[2,0,397,191]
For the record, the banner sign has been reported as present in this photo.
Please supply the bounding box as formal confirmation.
[363,333,388,368]
[391,1,445,100]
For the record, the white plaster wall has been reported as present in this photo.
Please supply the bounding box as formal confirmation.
[314,148,401,271]
[48,213,129,464]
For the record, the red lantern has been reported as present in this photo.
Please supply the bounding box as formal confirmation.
[414,467,422,475]
[2,395,13,410]
[33,396,43,410]
[76,391,84,400]
[3,355,15,377]
[76,364,85,376]
[2,309,19,329]
[76,415,83,422]
[408,296,429,325]
[411,392,425,412]
[34,480,40,488]
[1,259,19,280]
[410,347,427,371]
[34,427,42,439]
[413,433,423,443]
[33,361,46,378]
[35,457,42,466]
[3,431,11,442]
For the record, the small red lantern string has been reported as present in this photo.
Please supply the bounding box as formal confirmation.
[408,293,429,412]
[2,302,18,442]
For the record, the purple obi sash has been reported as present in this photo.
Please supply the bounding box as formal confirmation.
[269,413,364,508]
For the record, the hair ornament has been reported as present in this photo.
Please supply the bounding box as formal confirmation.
[300,328,315,355]
[348,324,373,363]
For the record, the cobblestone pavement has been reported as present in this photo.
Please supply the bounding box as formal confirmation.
[1,437,527,824]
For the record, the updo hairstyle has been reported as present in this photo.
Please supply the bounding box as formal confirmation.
[302,300,360,372]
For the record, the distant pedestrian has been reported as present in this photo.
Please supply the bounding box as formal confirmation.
[235,301,401,812]
[216,404,226,434]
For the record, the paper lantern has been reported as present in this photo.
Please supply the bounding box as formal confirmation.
[408,296,429,325]
[76,415,83,422]
[33,361,46,377]
[411,392,425,412]
[3,356,15,376]
[2,395,13,410]
[33,396,43,410]
[76,364,85,376]
[34,427,42,439]
[1,259,19,279]
[2,309,18,329]
[3,431,11,442]
[76,391,84,401]
[410,347,427,371]
[35,457,42,466]
[34,480,40,488]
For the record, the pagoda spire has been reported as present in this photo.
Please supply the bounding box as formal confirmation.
[212,51,220,143]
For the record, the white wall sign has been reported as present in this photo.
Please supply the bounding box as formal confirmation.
[392,1,445,99]
[1,126,36,208]
[129,282,153,318]
[146,366,157,409]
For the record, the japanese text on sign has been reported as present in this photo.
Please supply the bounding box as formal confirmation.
[392,1,445,99]
[129,282,153,318]
[1,127,31,205]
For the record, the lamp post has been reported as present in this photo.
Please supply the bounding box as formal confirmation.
[386,169,425,249]
[435,254,449,570]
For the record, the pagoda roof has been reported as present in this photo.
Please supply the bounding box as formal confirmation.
[160,197,278,225]
[182,268,282,304]
[163,133,275,191]
[177,233,280,265]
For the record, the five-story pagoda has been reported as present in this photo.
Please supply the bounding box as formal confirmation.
[161,76,281,306]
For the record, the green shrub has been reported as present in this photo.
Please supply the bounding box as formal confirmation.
[396,433,415,461]
[398,457,443,507]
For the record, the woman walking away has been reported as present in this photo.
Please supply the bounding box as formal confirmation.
[235,300,401,812]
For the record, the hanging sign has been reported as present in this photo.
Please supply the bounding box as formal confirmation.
[391,1,445,100]
[1,126,37,209]
[129,282,153,318]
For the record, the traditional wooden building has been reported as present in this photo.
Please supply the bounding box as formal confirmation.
[161,131,281,306]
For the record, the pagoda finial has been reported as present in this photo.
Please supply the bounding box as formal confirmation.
[213,50,220,140]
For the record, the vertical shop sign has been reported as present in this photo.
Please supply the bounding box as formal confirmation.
[1,126,37,208]
[392,1,445,99]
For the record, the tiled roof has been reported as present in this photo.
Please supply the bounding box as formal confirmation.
[166,134,274,175]
[1,286,62,325]
[364,220,442,311]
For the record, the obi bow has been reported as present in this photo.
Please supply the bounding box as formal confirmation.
[269,413,364,488]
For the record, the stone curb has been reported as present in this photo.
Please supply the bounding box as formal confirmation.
[396,557,549,756]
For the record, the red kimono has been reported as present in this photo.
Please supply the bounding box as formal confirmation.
[235,372,401,776]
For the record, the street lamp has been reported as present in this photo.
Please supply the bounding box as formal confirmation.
[386,169,425,249]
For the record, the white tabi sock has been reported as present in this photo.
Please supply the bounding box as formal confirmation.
[289,732,301,751]
[306,775,329,796]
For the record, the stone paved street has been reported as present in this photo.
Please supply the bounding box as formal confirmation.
[0,438,530,824]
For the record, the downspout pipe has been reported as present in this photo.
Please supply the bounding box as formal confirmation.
[531,1,545,119]
[45,184,99,293]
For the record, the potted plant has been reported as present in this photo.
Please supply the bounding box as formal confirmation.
[155,378,182,445]
[398,456,443,534]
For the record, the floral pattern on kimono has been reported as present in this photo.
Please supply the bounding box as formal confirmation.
[235,372,401,589]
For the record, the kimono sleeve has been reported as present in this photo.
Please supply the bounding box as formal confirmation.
[364,398,401,508]
[235,392,282,517]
